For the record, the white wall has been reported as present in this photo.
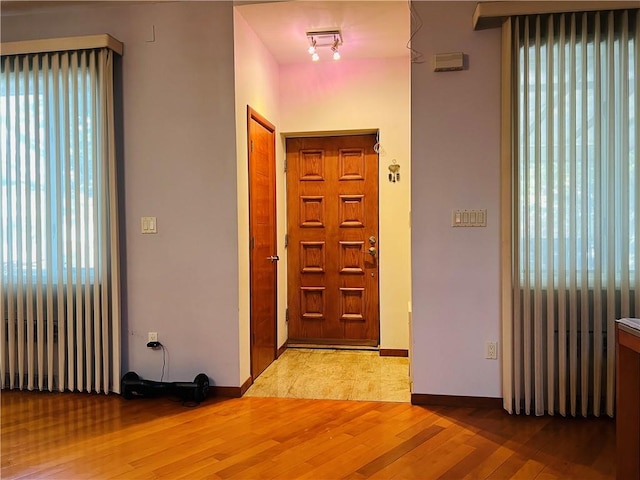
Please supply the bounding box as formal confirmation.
[279,57,412,350]
[1,2,241,387]
[410,1,502,397]
[233,10,283,383]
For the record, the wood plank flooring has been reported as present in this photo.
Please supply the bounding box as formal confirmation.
[1,390,615,479]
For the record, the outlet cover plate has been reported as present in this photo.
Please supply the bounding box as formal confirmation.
[485,341,498,359]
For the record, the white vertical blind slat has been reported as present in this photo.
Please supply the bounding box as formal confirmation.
[16,53,26,390]
[533,14,545,417]
[556,14,568,417]
[502,16,515,416]
[42,53,55,393]
[2,58,17,386]
[0,57,7,388]
[105,48,121,394]
[90,50,102,391]
[579,13,590,419]
[5,57,11,389]
[51,52,66,393]
[24,54,35,392]
[592,11,603,417]
[604,11,617,418]
[522,16,532,415]
[33,54,46,392]
[620,11,630,321]
[567,13,579,418]
[80,50,91,393]
[70,50,82,393]
[545,14,556,416]
[99,48,109,394]
[512,17,522,416]
[62,51,76,393]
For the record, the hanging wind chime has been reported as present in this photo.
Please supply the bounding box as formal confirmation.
[388,159,400,183]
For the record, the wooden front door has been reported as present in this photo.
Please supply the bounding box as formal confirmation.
[248,107,277,379]
[286,134,379,346]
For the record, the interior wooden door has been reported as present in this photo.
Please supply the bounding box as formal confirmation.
[286,134,379,346]
[248,107,277,379]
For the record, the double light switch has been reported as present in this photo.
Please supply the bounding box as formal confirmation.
[141,216,157,234]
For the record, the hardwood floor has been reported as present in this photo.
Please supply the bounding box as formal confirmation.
[1,390,615,479]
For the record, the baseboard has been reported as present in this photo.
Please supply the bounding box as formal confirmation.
[212,386,241,397]
[411,393,502,409]
[287,339,378,348]
[240,376,252,396]
[379,349,409,357]
[277,342,288,358]
[213,376,253,398]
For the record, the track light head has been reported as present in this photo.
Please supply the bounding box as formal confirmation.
[307,38,316,54]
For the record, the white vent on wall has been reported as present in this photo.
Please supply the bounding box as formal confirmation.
[433,52,464,72]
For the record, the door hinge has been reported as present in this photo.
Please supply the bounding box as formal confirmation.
[284,234,288,248]
[284,157,287,173]
[250,237,255,249]
[250,139,254,153]
[285,308,289,323]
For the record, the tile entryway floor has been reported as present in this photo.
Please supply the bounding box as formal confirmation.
[244,348,410,402]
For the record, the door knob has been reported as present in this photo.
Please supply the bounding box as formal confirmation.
[368,247,377,258]
[267,255,279,262]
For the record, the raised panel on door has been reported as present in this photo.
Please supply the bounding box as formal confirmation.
[286,134,379,346]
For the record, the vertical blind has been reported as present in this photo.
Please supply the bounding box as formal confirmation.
[511,9,638,416]
[0,46,121,393]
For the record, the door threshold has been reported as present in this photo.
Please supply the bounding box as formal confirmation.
[287,344,379,352]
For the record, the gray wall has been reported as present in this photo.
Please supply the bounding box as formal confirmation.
[2,2,241,387]
[3,0,506,399]
[410,1,502,397]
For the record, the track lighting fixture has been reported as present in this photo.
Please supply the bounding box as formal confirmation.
[306,29,343,61]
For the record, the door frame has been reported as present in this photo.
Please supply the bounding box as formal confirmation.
[247,106,277,379]
[283,130,381,347]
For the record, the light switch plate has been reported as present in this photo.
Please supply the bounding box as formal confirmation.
[452,209,487,227]
[141,216,157,234]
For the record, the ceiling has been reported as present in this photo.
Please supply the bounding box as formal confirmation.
[235,1,411,64]
[1,1,411,64]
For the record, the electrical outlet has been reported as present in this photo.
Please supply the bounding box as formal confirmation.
[148,332,158,343]
[485,341,498,360]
